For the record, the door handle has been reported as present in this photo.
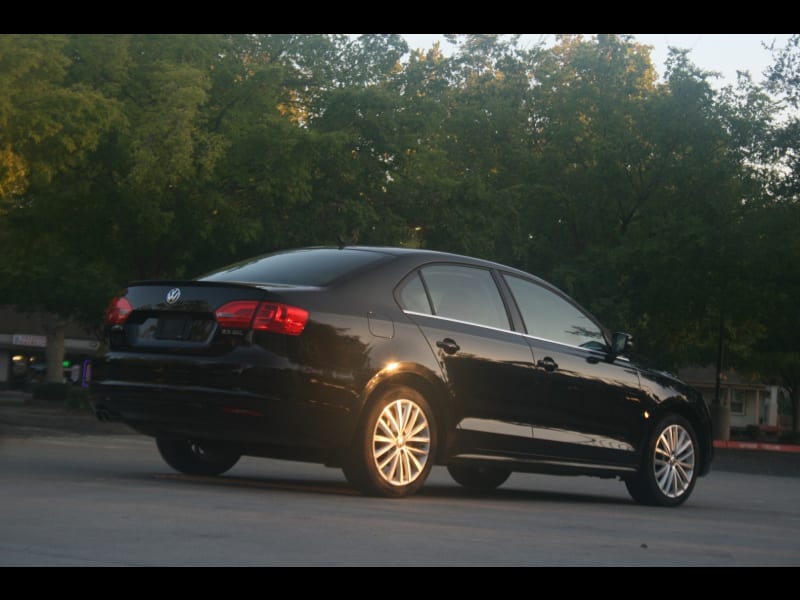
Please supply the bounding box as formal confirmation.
[537,357,558,372]
[436,338,460,355]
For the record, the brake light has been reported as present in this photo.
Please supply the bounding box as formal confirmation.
[215,301,308,336]
[215,300,259,330]
[105,297,133,325]
[253,302,308,336]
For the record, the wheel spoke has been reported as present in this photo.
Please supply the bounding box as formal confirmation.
[392,402,404,434]
[675,442,694,461]
[656,464,671,489]
[406,438,430,452]
[374,441,394,461]
[381,450,399,477]
[667,426,677,452]
[408,419,428,439]
[406,449,423,473]
[383,408,401,437]
[674,463,690,487]
[401,450,413,483]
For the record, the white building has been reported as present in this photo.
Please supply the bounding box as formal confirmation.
[679,366,782,434]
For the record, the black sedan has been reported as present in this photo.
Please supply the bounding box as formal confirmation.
[91,246,713,506]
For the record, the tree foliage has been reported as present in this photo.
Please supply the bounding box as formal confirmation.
[0,33,798,426]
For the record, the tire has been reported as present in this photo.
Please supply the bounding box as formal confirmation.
[447,465,511,490]
[625,415,699,507]
[343,385,437,498]
[156,438,241,476]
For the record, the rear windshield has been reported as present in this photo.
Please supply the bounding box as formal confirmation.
[198,248,390,286]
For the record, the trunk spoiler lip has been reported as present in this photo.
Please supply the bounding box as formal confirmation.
[124,280,323,292]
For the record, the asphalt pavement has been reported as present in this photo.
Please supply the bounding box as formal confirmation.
[1,389,799,477]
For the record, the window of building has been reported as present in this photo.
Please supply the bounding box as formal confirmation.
[730,389,746,415]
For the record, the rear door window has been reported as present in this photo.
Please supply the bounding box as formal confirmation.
[411,264,510,330]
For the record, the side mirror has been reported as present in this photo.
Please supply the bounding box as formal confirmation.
[611,332,633,356]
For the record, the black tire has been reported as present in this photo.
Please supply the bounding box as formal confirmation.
[156,438,241,476]
[343,385,437,498]
[625,415,699,507]
[447,465,511,490]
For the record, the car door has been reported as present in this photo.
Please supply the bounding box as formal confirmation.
[397,264,542,459]
[502,273,646,469]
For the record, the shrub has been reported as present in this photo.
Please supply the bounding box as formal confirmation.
[66,386,92,413]
[32,382,69,401]
[778,431,800,445]
[31,383,92,413]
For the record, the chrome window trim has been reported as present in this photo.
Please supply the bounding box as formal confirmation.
[402,309,629,362]
[403,309,519,338]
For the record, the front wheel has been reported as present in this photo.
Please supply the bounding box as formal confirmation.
[156,438,240,476]
[343,386,437,497]
[625,415,699,507]
[447,465,511,490]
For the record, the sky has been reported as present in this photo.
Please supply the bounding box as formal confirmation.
[401,34,794,89]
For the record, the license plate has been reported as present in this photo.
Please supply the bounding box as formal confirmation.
[155,317,192,340]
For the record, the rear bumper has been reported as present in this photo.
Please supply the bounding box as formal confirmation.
[91,381,286,442]
[90,350,361,449]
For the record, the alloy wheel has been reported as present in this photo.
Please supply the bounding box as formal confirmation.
[371,398,431,486]
[653,423,696,498]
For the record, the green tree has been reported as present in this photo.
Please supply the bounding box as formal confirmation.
[0,32,792,420]
[738,201,800,431]
[385,35,542,260]
[742,34,800,430]
[0,34,122,381]
[765,34,800,202]
[0,35,120,200]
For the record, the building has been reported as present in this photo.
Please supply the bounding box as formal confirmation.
[0,307,99,389]
[678,366,783,435]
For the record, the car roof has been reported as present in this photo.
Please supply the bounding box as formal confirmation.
[336,245,541,279]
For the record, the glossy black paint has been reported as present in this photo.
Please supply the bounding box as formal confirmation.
[91,246,713,483]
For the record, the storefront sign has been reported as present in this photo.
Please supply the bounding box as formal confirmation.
[12,334,47,348]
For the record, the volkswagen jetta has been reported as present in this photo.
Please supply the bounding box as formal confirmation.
[91,246,713,506]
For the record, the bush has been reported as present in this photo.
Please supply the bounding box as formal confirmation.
[745,425,762,441]
[66,386,92,413]
[778,431,800,445]
[32,383,92,413]
[32,382,69,401]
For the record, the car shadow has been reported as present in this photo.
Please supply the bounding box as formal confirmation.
[142,471,633,506]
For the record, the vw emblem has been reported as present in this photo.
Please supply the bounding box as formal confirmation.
[166,288,181,304]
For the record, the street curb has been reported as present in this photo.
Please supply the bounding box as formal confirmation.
[714,440,800,453]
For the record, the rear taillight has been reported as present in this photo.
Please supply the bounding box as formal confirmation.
[215,300,260,330]
[105,297,133,325]
[253,302,308,335]
[215,301,308,336]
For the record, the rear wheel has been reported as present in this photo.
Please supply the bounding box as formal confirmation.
[447,465,511,490]
[343,385,436,497]
[625,415,699,507]
[156,438,241,476]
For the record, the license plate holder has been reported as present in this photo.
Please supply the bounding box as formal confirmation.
[155,317,192,340]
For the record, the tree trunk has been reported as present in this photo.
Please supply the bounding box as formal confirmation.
[710,312,730,440]
[43,318,66,384]
[711,403,731,441]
